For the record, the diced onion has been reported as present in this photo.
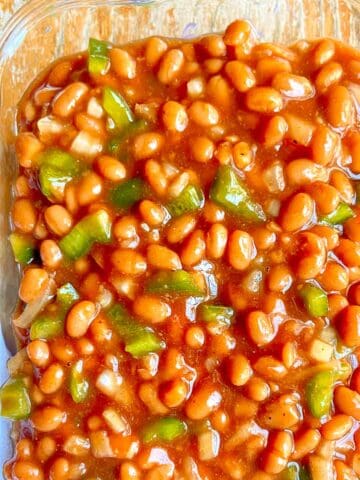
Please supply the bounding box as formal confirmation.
[7,348,32,377]
[89,431,114,458]
[182,457,203,480]
[87,97,104,119]
[95,369,123,398]
[37,115,65,141]
[134,102,159,122]
[70,131,103,159]
[102,408,130,434]
[187,77,205,98]
[198,429,220,461]
[263,162,285,193]
[63,435,90,456]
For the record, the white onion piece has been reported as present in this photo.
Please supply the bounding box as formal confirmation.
[7,348,31,377]
[263,162,285,193]
[187,77,205,98]
[87,97,104,119]
[102,408,130,434]
[198,429,220,461]
[70,131,103,159]
[14,277,56,328]
[63,435,90,456]
[37,115,65,142]
[89,431,114,458]
[95,369,123,398]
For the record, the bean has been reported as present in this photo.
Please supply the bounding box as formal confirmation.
[327,85,354,128]
[16,132,44,168]
[311,125,339,166]
[39,363,65,394]
[256,56,291,84]
[77,171,103,206]
[185,383,222,420]
[112,249,147,274]
[15,176,31,198]
[328,294,349,320]
[313,39,335,67]
[233,141,252,169]
[335,460,358,480]
[272,72,314,99]
[209,331,236,357]
[310,225,339,250]
[335,239,360,267]
[120,461,140,480]
[280,192,314,232]
[188,101,219,126]
[207,75,234,109]
[225,60,256,92]
[27,340,50,368]
[133,295,171,324]
[315,61,343,93]
[160,378,188,408]
[16,438,34,460]
[245,377,270,402]
[31,406,66,432]
[246,87,283,113]
[295,232,326,280]
[12,198,37,233]
[145,37,168,67]
[52,82,89,118]
[44,205,72,236]
[267,264,293,293]
[40,239,62,269]
[253,355,287,380]
[113,216,139,248]
[246,310,275,346]
[228,230,256,270]
[268,430,293,461]
[110,48,136,79]
[200,34,226,57]
[349,132,360,174]
[292,429,321,460]
[345,215,360,243]
[215,142,233,165]
[261,451,287,475]
[191,136,214,163]
[283,112,315,146]
[133,132,164,159]
[206,223,228,259]
[252,227,276,250]
[49,457,70,480]
[12,461,44,480]
[263,115,288,147]
[139,200,165,227]
[337,305,360,347]
[66,300,98,338]
[157,48,184,84]
[181,230,206,267]
[19,268,49,303]
[286,159,327,186]
[162,101,188,132]
[96,155,126,182]
[318,262,349,291]
[321,414,353,440]
[147,244,181,270]
[185,326,205,349]
[334,386,360,420]
[305,182,340,215]
[223,20,251,46]
[330,170,354,203]
[166,214,197,244]
[227,354,252,387]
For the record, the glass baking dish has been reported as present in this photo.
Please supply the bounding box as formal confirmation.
[0,0,359,474]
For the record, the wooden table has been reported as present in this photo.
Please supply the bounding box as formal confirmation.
[0,0,27,37]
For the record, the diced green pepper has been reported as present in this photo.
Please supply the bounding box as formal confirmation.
[57,283,80,309]
[69,360,89,403]
[299,283,329,317]
[103,87,134,129]
[145,271,204,296]
[9,233,35,265]
[38,149,81,200]
[281,463,310,480]
[167,185,204,217]
[141,417,187,443]
[88,38,110,75]
[107,119,149,158]
[30,315,64,340]
[106,304,165,358]
[109,178,147,210]
[0,379,31,420]
[306,370,334,418]
[59,209,112,260]
[320,202,354,225]
[198,305,234,326]
[210,165,266,222]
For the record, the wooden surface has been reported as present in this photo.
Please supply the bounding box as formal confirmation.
[0,0,27,37]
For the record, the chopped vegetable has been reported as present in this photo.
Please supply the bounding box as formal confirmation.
[59,209,112,260]
[88,38,110,75]
[320,202,354,225]
[9,233,35,265]
[103,87,134,129]
[109,178,147,210]
[69,360,89,403]
[38,148,81,200]
[141,417,187,443]
[299,283,329,317]
[30,314,64,340]
[0,379,31,420]
[281,463,310,480]
[198,305,234,326]
[167,185,205,217]
[57,283,80,309]
[145,271,204,296]
[106,304,165,357]
[306,370,334,418]
[210,165,266,222]
[107,119,149,158]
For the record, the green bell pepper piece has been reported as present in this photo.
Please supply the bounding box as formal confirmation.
[103,87,134,129]
[210,165,266,222]
[88,38,110,75]
[38,149,81,200]
[106,304,165,358]
[59,209,112,260]
[9,233,35,265]
[109,178,147,210]
[142,417,187,443]
[306,370,334,418]
[320,202,354,225]
[69,360,89,403]
[280,463,310,480]
[107,119,149,158]
[167,185,204,217]
[30,314,64,340]
[145,271,204,296]
[299,283,329,317]
[57,283,80,309]
[198,305,234,326]
[0,379,31,420]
